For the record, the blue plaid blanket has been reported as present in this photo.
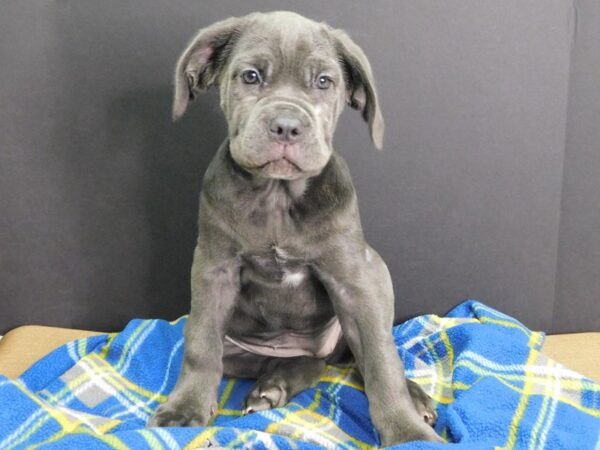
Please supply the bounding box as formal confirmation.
[1,300,599,449]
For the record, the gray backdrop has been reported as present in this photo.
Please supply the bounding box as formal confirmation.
[1,1,598,334]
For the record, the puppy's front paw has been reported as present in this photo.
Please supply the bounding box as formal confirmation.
[375,408,445,446]
[380,422,444,446]
[147,397,215,427]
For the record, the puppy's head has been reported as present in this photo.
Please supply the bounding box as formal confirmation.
[173,11,384,180]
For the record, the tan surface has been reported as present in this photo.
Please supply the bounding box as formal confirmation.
[542,332,600,383]
[0,326,598,383]
[0,325,103,379]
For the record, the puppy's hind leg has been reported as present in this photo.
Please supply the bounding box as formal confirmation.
[243,356,325,414]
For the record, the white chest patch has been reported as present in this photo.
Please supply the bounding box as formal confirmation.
[282,270,306,287]
[274,246,290,259]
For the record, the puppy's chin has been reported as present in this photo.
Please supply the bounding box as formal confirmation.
[230,152,305,180]
[240,158,330,181]
[229,139,331,181]
[255,158,303,180]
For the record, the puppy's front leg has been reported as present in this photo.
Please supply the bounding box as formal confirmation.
[315,243,443,446]
[148,244,239,427]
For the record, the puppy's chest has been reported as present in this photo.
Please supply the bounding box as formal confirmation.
[236,180,313,287]
[241,245,308,287]
[241,182,303,236]
[237,245,332,332]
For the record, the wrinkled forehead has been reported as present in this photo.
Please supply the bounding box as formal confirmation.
[231,15,340,75]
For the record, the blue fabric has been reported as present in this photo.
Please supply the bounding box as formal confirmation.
[0,300,598,449]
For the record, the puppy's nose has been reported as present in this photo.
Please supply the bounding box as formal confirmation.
[268,115,303,143]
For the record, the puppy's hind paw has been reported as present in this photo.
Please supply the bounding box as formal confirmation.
[243,381,287,414]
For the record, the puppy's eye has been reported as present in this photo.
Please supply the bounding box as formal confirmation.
[315,75,332,90]
[241,69,261,85]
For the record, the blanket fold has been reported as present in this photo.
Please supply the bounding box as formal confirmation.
[0,300,598,449]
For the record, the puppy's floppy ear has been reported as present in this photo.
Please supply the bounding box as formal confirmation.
[332,29,385,150]
[173,17,245,121]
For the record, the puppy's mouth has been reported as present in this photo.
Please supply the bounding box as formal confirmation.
[256,157,301,172]
[252,157,302,179]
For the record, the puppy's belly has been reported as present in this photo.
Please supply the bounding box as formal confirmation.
[224,316,342,359]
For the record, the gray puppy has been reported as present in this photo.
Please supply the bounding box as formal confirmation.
[148,11,443,446]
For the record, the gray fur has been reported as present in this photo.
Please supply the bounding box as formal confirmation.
[148,11,442,445]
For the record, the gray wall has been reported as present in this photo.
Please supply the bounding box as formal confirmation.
[0,1,598,334]
[554,0,600,332]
